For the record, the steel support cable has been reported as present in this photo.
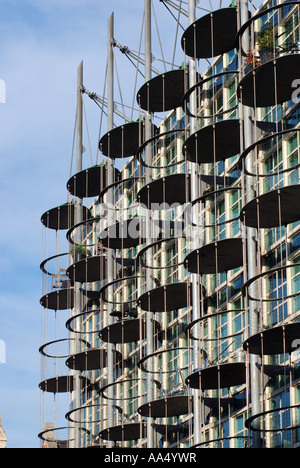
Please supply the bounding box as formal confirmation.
[160,0,185,31]
[153,0,167,74]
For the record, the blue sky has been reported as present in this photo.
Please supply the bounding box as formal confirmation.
[0,0,187,448]
[0,0,236,448]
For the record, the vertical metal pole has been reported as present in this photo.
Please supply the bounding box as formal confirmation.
[145,0,155,449]
[188,0,202,447]
[73,61,83,449]
[239,0,261,449]
[107,12,115,449]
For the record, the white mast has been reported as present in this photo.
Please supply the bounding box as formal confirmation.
[144,0,155,449]
[107,12,116,449]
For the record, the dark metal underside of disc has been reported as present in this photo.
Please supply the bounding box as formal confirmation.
[67,165,120,198]
[138,395,193,418]
[241,185,300,229]
[40,288,74,311]
[200,175,238,186]
[243,323,300,356]
[100,318,160,344]
[99,122,155,159]
[138,173,191,206]
[100,218,184,250]
[137,69,188,113]
[184,120,241,164]
[67,256,107,283]
[99,218,146,249]
[260,365,297,378]
[66,349,121,371]
[181,8,238,59]
[238,54,300,108]
[39,376,89,394]
[184,238,243,274]
[186,362,247,390]
[67,256,134,283]
[138,282,192,312]
[153,424,187,436]
[99,422,147,441]
[41,204,91,231]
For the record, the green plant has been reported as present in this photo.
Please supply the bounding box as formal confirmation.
[257,24,275,50]
[70,244,91,258]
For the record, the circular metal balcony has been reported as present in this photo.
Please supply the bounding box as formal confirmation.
[184,238,244,275]
[99,318,161,344]
[99,422,147,442]
[138,282,193,313]
[183,119,241,164]
[99,121,157,159]
[243,322,300,356]
[186,362,248,391]
[138,395,193,419]
[137,173,191,206]
[67,164,120,198]
[181,8,238,59]
[41,203,91,231]
[66,348,122,372]
[137,69,188,113]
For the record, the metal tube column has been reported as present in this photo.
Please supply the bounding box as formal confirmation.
[188,0,202,447]
[144,0,155,449]
[72,61,84,449]
[107,12,116,448]
[239,0,261,449]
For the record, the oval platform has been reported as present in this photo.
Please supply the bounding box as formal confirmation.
[243,323,300,356]
[99,318,161,344]
[99,121,156,159]
[238,54,300,108]
[99,422,147,442]
[200,175,238,186]
[40,288,74,311]
[67,255,107,283]
[138,173,191,206]
[99,218,147,249]
[186,362,247,390]
[240,185,300,229]
[66,349,122,371]
[39,376,89,394]
[137,69,188,113]
[183,120,241,164]
[138,282,192,312]
[138,395,193,418]
[184,238,244,275]
[41,203,91,231]
[181,8,238,59]
[67,165,120,198]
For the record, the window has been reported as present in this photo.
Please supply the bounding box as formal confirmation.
[270,392,292,448]
[287,133,300,185]
[292,258,300,315]
[235,414,248,448]
[210,196,226,241]
[266,269,288,327]
[283,10,300,51]
[263,146,283,192]
[229,189,242,237]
